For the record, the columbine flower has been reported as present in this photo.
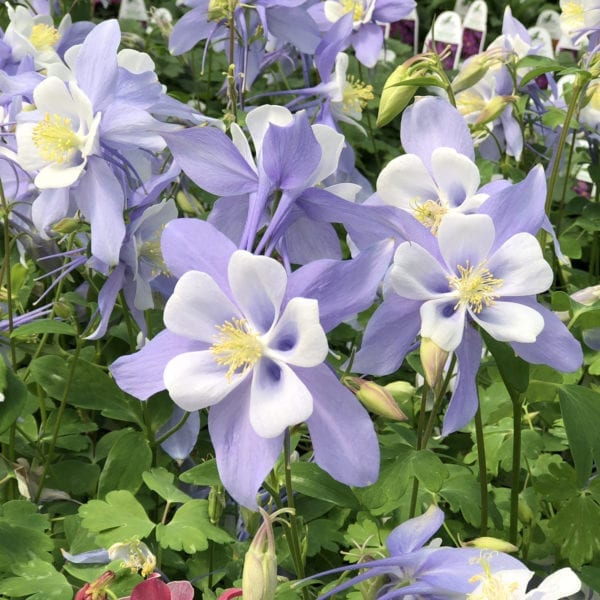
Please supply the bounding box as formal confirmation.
[111,219,392,507]
[560,0,600,40]
[16,76,100,189]
[376,97,488,235]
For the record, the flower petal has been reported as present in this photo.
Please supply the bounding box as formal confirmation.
[249,359,313,438]
[487,233,553,296]
[164,271,238,342]
[386,505,445,555]
[391,242,450,300]
[421,297,467,352]
[471,300,544,343]
[264,297,328,367]
[163,350,244,411]
[430,147,481,209]
[228,251,287,333]
[209,378,283,509]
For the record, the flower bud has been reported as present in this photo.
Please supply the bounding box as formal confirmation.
[75,571,115,600]
[343,376,407,421]
[420,338,449,391]
[451,53,498,94]
[518,498,535,525]
[377,63,425,127]
[384,380,416,402]
[473,95,518,127]
[208,485,226,524]
[571,284,600,306]
[462,537,518,553]
[51,217,81,235]
[242,508,279,600]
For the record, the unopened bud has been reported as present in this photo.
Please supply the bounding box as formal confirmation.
[571,284,600,306]
[242,508,284,600]
[420,338,449,391]
[384,380,416,402]
[53,300,73,320]
[474,95,518,126]
[377,62,426,127]
[452,53,500,94]
[343,376,407,421]
[208,485,226,524]
[462,537,518,553]
[52,217,81,235]
[518,498,535,525]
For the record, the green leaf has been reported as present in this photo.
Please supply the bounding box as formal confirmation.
[438,467,482,527]
[97,429,152,498]
[0,558,72,600]
[548,494,600,567]
[179,459,221,487]
[143,467,191,503]
[79,490,155,546]
[306,519,345,556]
[533,461,579,502]
[558,385,600,485]
[10,319,76,338]
[291,462,359,509]
[0,500,50,532]
[47,460,100,495]
[156,500,232,553]
[411,449,448,492]
[0,523,53,572]
[0,366,27,435]
[343,517,386,564]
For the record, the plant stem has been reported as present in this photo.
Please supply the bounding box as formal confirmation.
[0,181,16,369]
[509,392,523,545]
[409,382,430,518]
[474,404,488,536]
[154,410,191,445]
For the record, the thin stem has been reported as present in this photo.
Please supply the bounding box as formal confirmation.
[422,354,458,446]
[154,411,191,446]
[34,339,82,503]
[0,181,16,369]
[283,429,308,600]
[473,405,488,536]
[509,392,523,545]
[409,382,430,518]
[357,63,381,171]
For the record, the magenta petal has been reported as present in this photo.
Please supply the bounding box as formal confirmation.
[110,330,203,401]
[442,325,482,436]
[208,378,283,508]
[301,364,379,487]
[167,581,195,600]
[131,578,170,600]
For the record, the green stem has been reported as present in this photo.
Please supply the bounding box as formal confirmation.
[154,410,191,445]
[509,392,523,545]
[34,339,82,503]
[0,181,16,369]
[357,63,381,171]
[283,429,308,599]
[474,404,488,536]
[422,354,458,446]
[409,382,430,518]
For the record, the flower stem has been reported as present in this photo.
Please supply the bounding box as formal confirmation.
[474,404,488,536]
[509,392,523,545]
[409,382,430,518]
[0,181,16,369]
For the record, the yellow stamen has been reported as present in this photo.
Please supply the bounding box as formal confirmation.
[448,260,503,313]
[467,558,520,599]
[341,0,364,22]
[211,317,262,381]
[561,1,585,29]
[412,199,448,235]
[456,91,486,117]
[342,77,374,115]
[32,113,80,164]
[29,23,60,51]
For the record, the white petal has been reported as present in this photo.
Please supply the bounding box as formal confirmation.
[377,154,438,212]
[324,0,346,22]
[250,359,313,438]
[438,213,495,272]
[420,297,467,351]
[430,147,480,209]
[164,271,238,342]
[309,124,345,184]
[33,76,78,120]
[487,233,553,296]
[525,568,581,600]
[164,350,245,411]
[35,162,85,189]
[264,297,328,367]
[471,301,545,343]
[228,250,287,333]
[391,242,450,300]
[230,122,257,171]
[15,122,46,171]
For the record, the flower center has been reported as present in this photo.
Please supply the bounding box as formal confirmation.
[342,77,374,116]
[342,0,364,22]
[29,23,60,51]
[210,317,263,381]
[467,561,520,600]
[138,238,168,277]
[32,113,81,164]
[456,91,486,117]
[561,1,584,28]
[412,199,448,235]
[447,260,503,313]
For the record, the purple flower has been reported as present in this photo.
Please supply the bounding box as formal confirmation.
[111,218,393,507]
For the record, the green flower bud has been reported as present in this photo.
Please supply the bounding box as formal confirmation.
[208,485,226,524]
[473,95,518,127]
[377,64,422,127]
[420,337,449,391]
[52,217,81,235]
[343,376,407,421]
[462,536,518,553]
[384,380,416,402]
[518,498,535,525]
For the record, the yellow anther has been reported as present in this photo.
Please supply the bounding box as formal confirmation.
[447,260,503,313]
[342,0,364,22]
[342,77,374,115]
[211,318,262,381]
[29,23,60,51]
[412,199,448,235]
[32,113,80,164]
[456,91,486,117]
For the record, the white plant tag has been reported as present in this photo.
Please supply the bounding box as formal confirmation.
[536,10,562,42]
[118,0,148,21]
[528,26,555,58]
[423,11,463,69]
